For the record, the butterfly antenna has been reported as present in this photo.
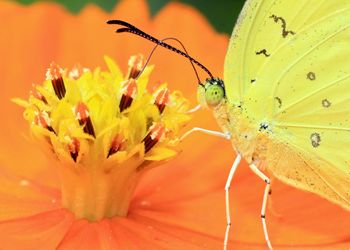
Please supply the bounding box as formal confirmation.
[138,37,201,83]
[107,20,214,82]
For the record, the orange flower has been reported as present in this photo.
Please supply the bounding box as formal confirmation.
[1,0,350,249]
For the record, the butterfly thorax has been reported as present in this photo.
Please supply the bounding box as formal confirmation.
[213,101,270,165]
[197,77,270,165]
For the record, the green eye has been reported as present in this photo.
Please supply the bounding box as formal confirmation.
[205,84,225,106]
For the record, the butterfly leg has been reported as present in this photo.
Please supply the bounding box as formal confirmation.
[249,163,273,250]
[179,127,238,249]
[224,154,242,250]
[186,104,201,113]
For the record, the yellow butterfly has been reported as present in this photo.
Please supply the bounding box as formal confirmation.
[108,0,350,248]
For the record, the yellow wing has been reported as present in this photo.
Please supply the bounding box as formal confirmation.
[224,0,350,210]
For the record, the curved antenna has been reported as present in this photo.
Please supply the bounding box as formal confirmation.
[107,19,214,80]
[137,37,201,84]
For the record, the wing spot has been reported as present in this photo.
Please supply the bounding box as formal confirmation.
[256,49,270,57]
[251,79,256,84]
[307,72,316,81]
[270,14,296,38]
[274,97,282,108]
[259,122,271,133]
[322,99,331,108]
[310,133,321,148]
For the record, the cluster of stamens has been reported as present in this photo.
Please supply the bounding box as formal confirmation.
[21,54,189,163]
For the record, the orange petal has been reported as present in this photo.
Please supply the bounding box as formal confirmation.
[2,0,350,249]
[110,215,222,249]
[56,220,101,250]
[0,166,60,220]
[0,209,74,250]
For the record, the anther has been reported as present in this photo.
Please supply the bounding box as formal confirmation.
[30,89,48,104]
[127,54,144,79]
[46,62,66,99]
[74,102,96,137]
[154,88,169,114]
[107,134,124,158]
[34,111,55,133]
[67,137,80,162]
[119,79,137,112]
[142,123,165,153]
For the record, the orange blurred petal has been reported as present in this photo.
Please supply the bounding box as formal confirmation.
[0,167,60,220]
[0,209,74,249]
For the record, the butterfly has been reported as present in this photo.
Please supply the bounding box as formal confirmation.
[108,0,350,248]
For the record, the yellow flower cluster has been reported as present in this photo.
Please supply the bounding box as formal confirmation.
[14,55,191,220]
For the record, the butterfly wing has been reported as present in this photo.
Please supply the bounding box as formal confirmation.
[224,0,350,210]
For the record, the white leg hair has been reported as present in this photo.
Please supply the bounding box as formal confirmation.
[249,164,273,250]
[179,127,231,141]
[224,154,241,250]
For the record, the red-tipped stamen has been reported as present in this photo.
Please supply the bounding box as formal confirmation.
[119,79,137,112]
[68,137,80,162]
[142,123,165,153]
[127,54,144,79]
[46,62,66,99]
[30,89,48,104]
[154,88,169,114]
[34,111,55,133]
[108,134,125,158]
[74,102,96,137]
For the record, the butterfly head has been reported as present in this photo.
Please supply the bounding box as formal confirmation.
[197,78,225,108]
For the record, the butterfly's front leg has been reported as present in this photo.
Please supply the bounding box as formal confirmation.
[179,127,245,250]
[249,163,273,250]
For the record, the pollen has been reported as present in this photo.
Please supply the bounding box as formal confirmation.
[14,55,191,221]
[67,136,80,162]
[30,88,48,104]
[46,62,66,99]
[68,64,89,80]
[154,88,169,114]
[119,79,137,112]
[74,102,96,137]
[108,134,125,157]
[143,123,165,153]
[33,111,55,133]
[127,54,144,79]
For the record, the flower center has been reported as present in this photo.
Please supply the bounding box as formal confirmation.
[14,55,191,221]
